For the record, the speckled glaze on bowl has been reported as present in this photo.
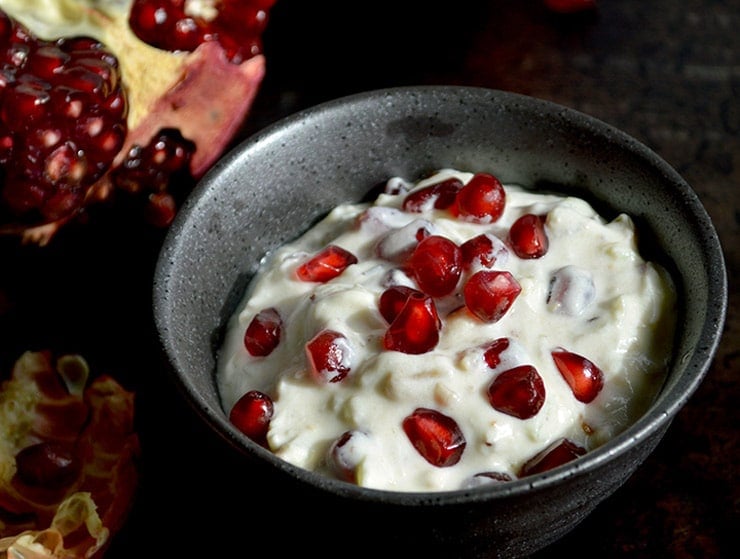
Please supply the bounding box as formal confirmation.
[153,86,727,558]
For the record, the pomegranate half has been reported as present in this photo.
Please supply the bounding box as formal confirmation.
[0,0,275,244]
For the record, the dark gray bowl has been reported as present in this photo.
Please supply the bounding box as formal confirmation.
[153,86,727,558]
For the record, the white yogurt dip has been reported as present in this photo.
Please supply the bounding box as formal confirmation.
[217,169,677,492]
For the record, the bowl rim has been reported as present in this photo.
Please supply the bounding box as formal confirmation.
[154,85,728,505]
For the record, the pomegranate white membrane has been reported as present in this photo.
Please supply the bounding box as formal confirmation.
[216,169,677,492]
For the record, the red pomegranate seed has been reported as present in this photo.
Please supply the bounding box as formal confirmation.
[244,307,282,357]
[460,233,508,271]
[378,285,424,323]
[383,291,441,354]
[229,390,274,447]
[463,270,521,323]
[296,244,358,283]
[519,438,587,477]
[305,329,353,383]
[481,337,511,369]
[551,348,605,403]
[15,441,79,489]
[402,408,466,467]
[453,172,506,223]
[508,213,549,259]
[402,177,463,212]
[406,235,462,297]
[327,429,370,483]
[487,365,546,420]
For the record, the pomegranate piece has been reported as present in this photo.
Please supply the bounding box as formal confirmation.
[481,337,511,369]
[14,441,79,490]
[402,176,463,212]
[0,16,127,224]
[460,233,509,272]
[129,0,276,64]
[383,291,441,354]
[378,285,424,323]
[508,213,549,259]
[327,429,371,484]
[551,348,605,403]
[453,172,506,223]
[547,265,596,316]
[463,270,522,323]
[405,235,462,297]
[487,365,546,419]
[229,390,274,447]
[402,408,466,467]
[296,244,358,283]
[520,438,587,477]
[244,307,282,357]
[305,329,353,383]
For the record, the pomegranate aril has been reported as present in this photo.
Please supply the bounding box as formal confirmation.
[15,441,79,489]
[229,390,274,448]
[519,438,587,477]
[481,337,511,369]
[405,235,462,297]
[244,307,283,357]
[383,291,440,354]
[463,270,521,323]
[453,172,506,223]
[547,265,596,316]
[378,285,424,323]
[402,408,466,467]
[305,329,353,383]
[509,213,549,259]
[296,244,358,283]
[551,348,605,403]
[460,233,509,272]
[487,364,546,420]
[402,177,463,212]
[327,429,371,483]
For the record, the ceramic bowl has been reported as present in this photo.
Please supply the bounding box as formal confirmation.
[152,86,727,558]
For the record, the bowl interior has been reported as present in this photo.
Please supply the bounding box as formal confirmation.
[153,85,727,502]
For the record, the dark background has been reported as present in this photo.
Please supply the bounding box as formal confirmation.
[1,1,737,557]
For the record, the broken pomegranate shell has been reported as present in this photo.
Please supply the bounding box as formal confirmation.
[0,0,273,245]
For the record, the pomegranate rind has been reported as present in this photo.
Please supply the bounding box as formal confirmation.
[0,351,139,558]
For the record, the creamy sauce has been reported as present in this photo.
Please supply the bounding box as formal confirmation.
[217,169,676,492]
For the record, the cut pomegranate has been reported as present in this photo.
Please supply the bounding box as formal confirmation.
[129,0,276,64]
[378,285,424,323]
[460,233,509,272]
[0,19,127,224]
[508,213,549,259]
[481,337,511,369]
[296,244,358,283]
[551,348,605,403]
[452,172,506,223]
[402,176,463,212]
[402,408,466,467]
[229,389,274,447]
[244,307,282,357]
[519,438,587,477]
[487,365,546,419]
[463,270,522,323]
[0,1,273,244]
[305,329,353,383]
[383,291,441,354]
[405,235,462,297]
[327,429,371,484]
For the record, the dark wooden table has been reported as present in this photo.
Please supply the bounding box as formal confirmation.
[1,1,737,557]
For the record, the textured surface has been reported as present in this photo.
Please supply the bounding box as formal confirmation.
[1,1,737,557]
